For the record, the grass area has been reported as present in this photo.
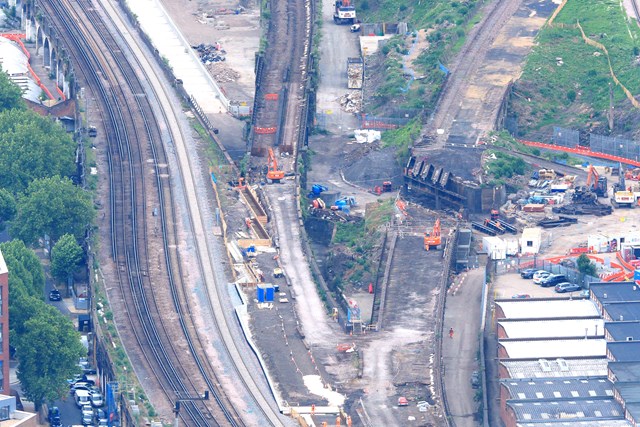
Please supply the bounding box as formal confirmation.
[484,150,528,180]
[381,117,421,162]
[511,0,640,135]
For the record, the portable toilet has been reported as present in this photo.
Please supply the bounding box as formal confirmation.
[265,284,275,302]
[257,285,266,303]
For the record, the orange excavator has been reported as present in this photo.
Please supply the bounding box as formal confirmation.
[424,218,441,251]
[586,165,607,198]
[266,148,285,183]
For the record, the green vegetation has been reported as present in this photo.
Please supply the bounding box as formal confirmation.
[381,117,421,162]
[11,176,95,244]
[577,253,597,277]
[511,0,640,135]
[0,187,16,229]
[50,234,84,284]
[485,151,528,181]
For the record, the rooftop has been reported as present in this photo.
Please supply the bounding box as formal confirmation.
[605,321,640,341]
[0,248,6,276]
[498,319,604,339]
[614,382,640,404]
[625,402,640,424]
[496,299,600,320]
[501,359,608,379]
[508,398,624,422]
[603,303,640,322]
[591,282,640,304]
[502,377,613,400]
[608,342,640,362]
[499,339,606,359]
[609,362,640,383]
[517,421,631,427]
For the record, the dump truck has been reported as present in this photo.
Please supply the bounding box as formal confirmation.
[334,0,356,24]
[347,57,363,89]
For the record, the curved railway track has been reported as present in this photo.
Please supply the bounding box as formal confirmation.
[37,0,277,424]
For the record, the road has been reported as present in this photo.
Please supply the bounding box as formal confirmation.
[442,264,485,427]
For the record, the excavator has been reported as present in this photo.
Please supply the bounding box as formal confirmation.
[586,165,608,198]
[424,218,441,251]
[266,147,285,183]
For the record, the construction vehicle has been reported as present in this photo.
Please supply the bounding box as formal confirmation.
[372,181,393,195]
[612,174,635,208]
[266,147,285,183]
[333,0,356,24]
[586,165,608,198]
[424,218,441,251]
[625,168,640,181]
[311,198,326,209]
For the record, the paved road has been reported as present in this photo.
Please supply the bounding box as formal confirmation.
[442,264,485,427]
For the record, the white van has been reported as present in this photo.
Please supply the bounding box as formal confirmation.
[75,389,90,408]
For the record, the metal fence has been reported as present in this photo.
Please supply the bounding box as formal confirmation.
[495,257,601,287]
[553,127,580,148]
[590,133,640,161]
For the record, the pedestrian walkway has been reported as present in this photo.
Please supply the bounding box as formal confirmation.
[127,0,226,114]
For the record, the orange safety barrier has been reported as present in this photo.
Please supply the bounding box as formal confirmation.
[264,93,279,100]
[519,139,640,168]
[254,126,277,134]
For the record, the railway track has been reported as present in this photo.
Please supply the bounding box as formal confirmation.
[36,0,276,424]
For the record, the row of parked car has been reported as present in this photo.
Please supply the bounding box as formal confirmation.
[48,375,107,426]
[520,268,582,293]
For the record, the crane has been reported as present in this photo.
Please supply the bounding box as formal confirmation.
[266,148,285,183]
[424,218,441,251]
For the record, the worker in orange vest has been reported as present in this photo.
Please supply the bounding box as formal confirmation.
[449,327,454,338]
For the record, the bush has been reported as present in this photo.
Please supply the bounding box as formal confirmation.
[567,90,576,102]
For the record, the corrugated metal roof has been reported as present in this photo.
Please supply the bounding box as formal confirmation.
[614,382,640,404]
[499,319,604,339]
[496,299,600,319]
[502,377,613,401]
[608,342,640,362]
[0,37,41,103]
[591,282,640,304]
[605,321,640,341]
[500,339,607,359]
[517,420,632,426]
[604,303,640,322]
[609,362,640,383]
[508,398,624,422]
[502,359,608,379]
[625,402,640,424]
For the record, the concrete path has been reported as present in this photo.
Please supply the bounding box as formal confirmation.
[442,265,485,427]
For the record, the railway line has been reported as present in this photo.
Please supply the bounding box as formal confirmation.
[37,0,281,424]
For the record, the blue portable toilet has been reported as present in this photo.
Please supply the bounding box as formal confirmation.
[257,285,266,303]
[265,284,275,302]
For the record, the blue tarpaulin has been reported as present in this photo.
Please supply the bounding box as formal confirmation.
[210,172,217,184]
[438,62,450,75]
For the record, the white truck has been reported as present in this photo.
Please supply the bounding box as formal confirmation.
[75,389,91,408]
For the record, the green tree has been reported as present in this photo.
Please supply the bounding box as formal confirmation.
[0,109,75,194]
[0,239,45,299]
[14,305,85,410]
[0,69,24,111]
[0,188,16,230]
[11,176,95,244]
[50,234,83,284]
[577,253,597,277]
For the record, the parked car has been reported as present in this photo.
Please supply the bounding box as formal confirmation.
[70,382,92,393]
[512,294,531,299]
[520,268,537,279]
[48,406,61,426]
[90,390,104,407]
[94,408,108,424]
[471,371,480,389]
[81,411,94,425]
[533,271,551,284]
[78,359,97,375]
[49,289,62,301]
[555,282,582,293]
[540,274,567,288]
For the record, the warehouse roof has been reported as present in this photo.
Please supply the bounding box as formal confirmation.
[496,299,600,319]
[609,362,640,383]
[605,321,640,341]
[502,377,613,400]
[591,282,640,304]
[608,342,640,362]
[508,398,624,422]
[604,303,640,322]
[517,420,632,427]
[625,402,640,425]
[498,319,604,339]
[501,358,608,379]
[499,339,606,360]
[614,382,640,404]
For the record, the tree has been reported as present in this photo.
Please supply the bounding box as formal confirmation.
[0,68,24,111]
[11,176,95,244]
[577,253,597,277]
[50,234,83,284]
[14,305,85,410]
[0,240,45,300]
[0,109,75,194]
[0,188,16,230]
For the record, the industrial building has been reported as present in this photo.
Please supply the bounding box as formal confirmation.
[0,250,10,394]
[497,318,605,340]
[495,299,600,320]
[499,358,608,379]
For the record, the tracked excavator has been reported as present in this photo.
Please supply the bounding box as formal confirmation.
[424,218,441,251]
[266,148,285,183]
